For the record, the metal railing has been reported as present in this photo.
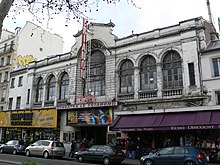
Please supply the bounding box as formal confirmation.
[0,42,14,54]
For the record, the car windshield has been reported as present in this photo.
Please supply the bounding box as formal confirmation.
[158,147,173,155]
[88,146,98,152]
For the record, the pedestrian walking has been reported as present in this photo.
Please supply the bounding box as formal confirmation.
[136,137,144,159]
[69,140,76,157]
[130,141,137,159]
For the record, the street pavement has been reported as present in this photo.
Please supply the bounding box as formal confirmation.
[66,156,139,165]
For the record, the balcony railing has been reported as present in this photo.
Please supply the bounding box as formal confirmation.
[118,93,134,100]
[139,90,157,99]
[162,88,183,97]
[0,42,14,54]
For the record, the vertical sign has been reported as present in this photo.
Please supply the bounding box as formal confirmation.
[80,17,87,79]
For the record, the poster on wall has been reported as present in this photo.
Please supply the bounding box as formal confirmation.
[67,107,113,126]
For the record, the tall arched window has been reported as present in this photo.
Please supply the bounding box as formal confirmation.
[87,50,105,96]
[59,73,69,100]
[140,56,157,90]
[119,60,134,93]
[47,75,56,101]
[162,50,183,89]
[36,78,44,102]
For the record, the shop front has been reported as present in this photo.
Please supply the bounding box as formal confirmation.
[0,108,60,143]
[58,101,117,145]
[110,110,220,150]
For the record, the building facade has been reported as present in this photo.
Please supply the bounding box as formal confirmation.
[110,17,219,148]
[0,21,63,142]
[0,21,63,112]
[1,16,220,151]
[201,36,220,106]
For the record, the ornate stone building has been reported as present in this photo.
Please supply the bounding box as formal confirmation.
[2,16,220,148]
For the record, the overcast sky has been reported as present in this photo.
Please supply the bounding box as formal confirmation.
[3,0,220,53]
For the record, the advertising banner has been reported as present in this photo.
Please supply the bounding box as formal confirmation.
[0,109,57,128]
[68,107,113,126]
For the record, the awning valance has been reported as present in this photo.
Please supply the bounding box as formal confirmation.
[110,111,220,131]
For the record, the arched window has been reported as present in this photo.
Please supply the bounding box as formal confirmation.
[119,60,134,93]
[36,78,44,102]
[59,73,69,100]
[140,56,157,90]
[47,75,56,101]
[162,50,183,89]
[87,50,105,96]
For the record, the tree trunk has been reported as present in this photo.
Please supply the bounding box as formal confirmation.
[0,0,14,38]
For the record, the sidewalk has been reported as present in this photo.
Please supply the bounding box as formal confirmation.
[65,156,139,165]
[122,158,139,165]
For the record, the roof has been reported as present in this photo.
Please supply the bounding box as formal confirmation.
[74,21,115,37]
[201,40,220,53]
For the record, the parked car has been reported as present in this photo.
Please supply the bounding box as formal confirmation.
[74,145,125,165]
[25,140,65,159]
[0,140,26,155]
[140,146,207,165]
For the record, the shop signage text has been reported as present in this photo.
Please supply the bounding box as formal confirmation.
[113,125,220,132]
[58,101,117,110]
[171,125,216,130]
[0,109,57,128]
[11,112,33,126]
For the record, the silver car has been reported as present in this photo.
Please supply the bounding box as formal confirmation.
[25,140,65,159]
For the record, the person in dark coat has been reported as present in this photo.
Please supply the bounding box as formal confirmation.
[69,140,76,157]
[136,137,144,159]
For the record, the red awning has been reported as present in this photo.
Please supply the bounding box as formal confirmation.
[110,111,220,131]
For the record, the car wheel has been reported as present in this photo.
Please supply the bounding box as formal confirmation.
[144,159,153,165]
[43,151,49,159]
[12,149,17,155]
[0,148,3,154]
[26,150,31,157]
[103,157,110,165]
[185,161,195,165]
[77,156,83,162]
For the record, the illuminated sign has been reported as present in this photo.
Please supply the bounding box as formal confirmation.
[17,55,36,67]
[67,107,113,126]
[80,17,87,79]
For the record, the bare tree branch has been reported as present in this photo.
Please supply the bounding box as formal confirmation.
[0,0,14,37]
[0,0,138,38]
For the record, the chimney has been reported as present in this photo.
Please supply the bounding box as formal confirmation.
[218,17,220,33]
[206,0,213,23]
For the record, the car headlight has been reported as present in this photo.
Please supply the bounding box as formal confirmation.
[140,156,146,161]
